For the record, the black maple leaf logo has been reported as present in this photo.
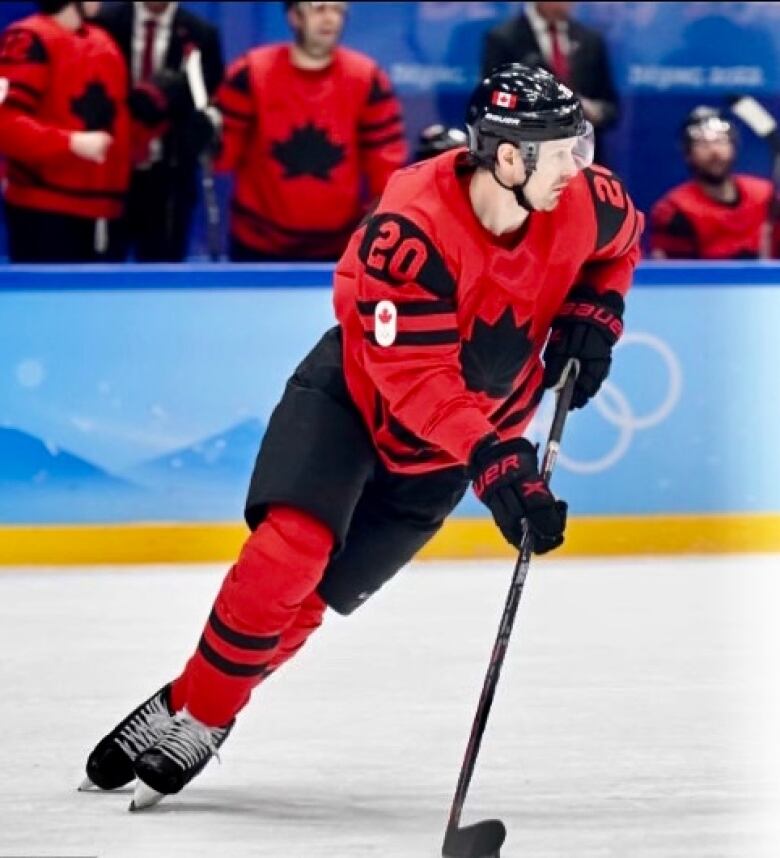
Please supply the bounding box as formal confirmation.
[271,122,345,180]
[71,80,116,132]
[460,308,534,398]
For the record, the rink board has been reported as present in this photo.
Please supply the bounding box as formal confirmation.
[1,262,778,562]
[0,513,779,564]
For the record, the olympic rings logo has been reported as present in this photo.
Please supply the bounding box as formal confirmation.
[531,332,683,474]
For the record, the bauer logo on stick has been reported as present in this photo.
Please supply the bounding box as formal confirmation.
[374,300,397,347]
[491,90,517,109]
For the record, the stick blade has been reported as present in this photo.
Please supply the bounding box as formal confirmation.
[442,819,507,858]
[729,95,777,137]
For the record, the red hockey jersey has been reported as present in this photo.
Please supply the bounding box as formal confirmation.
[334,150,643,475]
[0,14,130,220]
[649,175,778,259]
[215,44,407,259]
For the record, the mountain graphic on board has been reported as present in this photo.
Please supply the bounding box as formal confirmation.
[126,418,265,487]
[0,426,132,488]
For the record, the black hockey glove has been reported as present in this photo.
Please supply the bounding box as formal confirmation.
[468,435,567,555]
[128,71,194,127]
[542,286,624,410]
[182,107,222,160]
[128,81,169,127]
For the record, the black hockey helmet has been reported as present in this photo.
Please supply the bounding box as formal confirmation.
[415,124,468,161]
[680,105,738,151]
[466,63,590,174]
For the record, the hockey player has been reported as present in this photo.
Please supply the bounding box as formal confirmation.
[0,1,131,262]
[214,0,408,261]
[650,105,780,259]
[81,64,642,811]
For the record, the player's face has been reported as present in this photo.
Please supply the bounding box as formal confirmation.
[523,138,580,211]
[81,1,101,16]
[688,136,735,183]
[291,2,347,59]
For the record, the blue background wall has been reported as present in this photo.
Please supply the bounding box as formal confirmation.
[1,262,778,525]
[2,2,780,258]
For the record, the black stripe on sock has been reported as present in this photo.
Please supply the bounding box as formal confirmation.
[208,608,280,651]
[198,635,271,678]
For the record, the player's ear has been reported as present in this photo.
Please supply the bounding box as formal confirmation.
[286,2,303,31]
[495,141,518,179]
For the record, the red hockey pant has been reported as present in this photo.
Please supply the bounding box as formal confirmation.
[170,505,334,726]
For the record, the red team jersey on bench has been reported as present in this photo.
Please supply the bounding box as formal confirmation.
[334,150,643,475]
[650,176,778,259]
[215,44,407,259]
[0,13,130,220]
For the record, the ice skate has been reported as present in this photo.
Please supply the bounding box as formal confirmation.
[129,709,233,811]
[80,684,174,792]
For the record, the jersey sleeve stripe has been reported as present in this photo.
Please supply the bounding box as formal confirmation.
[2,95,36,113]
[494,384,544,432]
[616,207,642,256]
[9,79,42,98]
[218,104,253,123]
[359,113,403,134]
[357,298,455,316]
[359,131,406,150]
[360,315,457,335]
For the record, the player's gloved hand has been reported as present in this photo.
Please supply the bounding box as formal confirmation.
[128,71,193,127]
[542,286,624,409]
[128,81,169,127]
[468,435,567,555]
[183,106,222,159]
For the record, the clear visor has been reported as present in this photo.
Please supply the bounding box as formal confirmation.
[687,117,732,144]
[532,121,595,171]
[572,120,595,169]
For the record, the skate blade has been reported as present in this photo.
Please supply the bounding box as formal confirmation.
[77,777,98,792]
[129,781,165,811]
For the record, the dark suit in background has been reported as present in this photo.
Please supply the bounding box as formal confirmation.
[481,3,618,165]
[94,2,224,261]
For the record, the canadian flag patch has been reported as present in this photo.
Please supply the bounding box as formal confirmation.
[374,300,397,347]
[491,90,517,109]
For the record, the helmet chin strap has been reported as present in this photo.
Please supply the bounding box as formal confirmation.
[490,168,536,212]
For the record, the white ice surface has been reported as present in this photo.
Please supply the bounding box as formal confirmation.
[1,555,780,858]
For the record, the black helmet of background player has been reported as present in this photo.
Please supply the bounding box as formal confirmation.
[415,124,468,162]
[680,106,737,185]
[465,63,593,210]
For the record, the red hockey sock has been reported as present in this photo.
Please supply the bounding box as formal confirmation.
[267,589,327,673]
[170,505,334,726]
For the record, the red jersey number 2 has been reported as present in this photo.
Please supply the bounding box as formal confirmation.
[590,165,626,210]
[367,219,428,281]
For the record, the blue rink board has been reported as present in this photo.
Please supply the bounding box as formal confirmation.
[0,262,778,524]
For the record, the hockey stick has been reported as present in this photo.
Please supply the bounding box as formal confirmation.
[184,48,222,261]
[728,95,780,257]
[442,359,579,858]
[729,95,780,155]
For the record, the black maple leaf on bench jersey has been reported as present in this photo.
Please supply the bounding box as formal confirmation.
[71,80,116,131]
[460,309,534,398]
[271,122,346,180]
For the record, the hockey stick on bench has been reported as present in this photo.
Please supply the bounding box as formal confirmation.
[442,359,579,858]
[184,47,222,261]
[728,95,780,258]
